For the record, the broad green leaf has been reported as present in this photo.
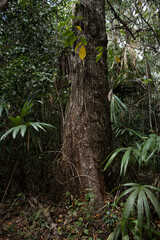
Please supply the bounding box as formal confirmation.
[8,116,23,126]
[123,183,140,187]
[122,235,129,240]
[70,35,78,46]
[148,134,157,150]
[143,184,160,192]
[142,190,150,227]
[0,128,14,141]
[38,122,55,129]
[137,187,145,237]
[107,232,115,240]
[107,223,121,240]
[29,122,39,131]
[104,148,126,171]
[145,148,156,162]
[12,125,21,139]
[79,46,86,60]
[35,123,46,131]
[157,136,160,149]
[114,94,127,110]
[101,150,115,167]
[116,186,137,203]
[0,105,3,116]
[96,52,102,63]
[132,149,141,162]
[20,125,27,137]
[141,136,157,162]
[29,122,54,132]
[81,36,87,45]
[64,34,77,48]
[20,100,33,118]
[121,188,139,234]
[120,147,132,176]
[144,188,160,218]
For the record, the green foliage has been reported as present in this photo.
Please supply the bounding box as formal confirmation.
[107,223,121,240]
[57,195,93,239]
[108,183,160,239]
[0,100,54,141]
[117,183,160,239]
[120,183,160,237]
[0,1,160,239]
[0,0,56,105]
[102,201,119,228]
[103,130,160,176]
[0,95,9,117]
[0,0,72,195]
[57,192,120,239]
[110,93,127,126]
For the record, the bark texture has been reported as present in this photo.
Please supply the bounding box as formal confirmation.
[0,0,8,12]
[60,0,111,210]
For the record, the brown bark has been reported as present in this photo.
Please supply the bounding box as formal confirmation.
[0,0,8,12]
[59,0,111,210]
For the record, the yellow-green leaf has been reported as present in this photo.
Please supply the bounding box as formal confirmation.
[115,55,121,63]
[75,42,82,52]
[96,52,102,63]
[138,1,142,7]
[76,26,82,31]
[79,46,86,60]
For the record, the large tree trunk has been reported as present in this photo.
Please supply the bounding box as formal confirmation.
[60,0,111,210]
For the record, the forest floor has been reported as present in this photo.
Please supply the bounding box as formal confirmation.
[0,170,160,240]
[0,193,121,240]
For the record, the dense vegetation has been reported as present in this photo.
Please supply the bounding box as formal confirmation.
[0,0,160,239]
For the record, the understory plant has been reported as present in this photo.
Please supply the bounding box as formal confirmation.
[0,100,54,142]
[107,183,160,240]
[103,129,160,176]
[103,127,160,239]
[0,99,54,193]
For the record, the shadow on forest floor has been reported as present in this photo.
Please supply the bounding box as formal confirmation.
[0,193,121,240]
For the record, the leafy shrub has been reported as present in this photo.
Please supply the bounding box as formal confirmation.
[103,129,160,177]
[108,183,160,240]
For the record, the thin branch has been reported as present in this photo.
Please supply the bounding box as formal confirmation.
[129,83,160,107]
[106,0,135,40]
[0,161,18,208]
[134,1,160,46]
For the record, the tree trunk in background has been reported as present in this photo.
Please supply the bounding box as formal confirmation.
[0,0,8,12]
[60,0,111,210]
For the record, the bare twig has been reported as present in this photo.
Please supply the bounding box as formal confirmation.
[129,83,160,107]
[134,1,160,46]
[106,0,135,39]
[0,161,18,208]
